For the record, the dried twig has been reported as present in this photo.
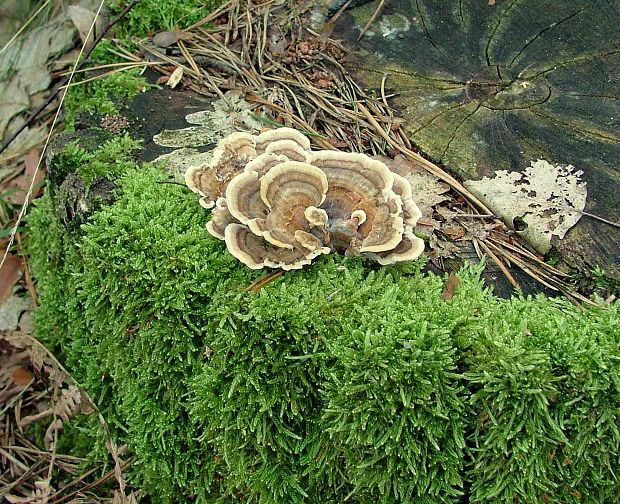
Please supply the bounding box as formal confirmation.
[476,238,520,291]
[245,270,285,292]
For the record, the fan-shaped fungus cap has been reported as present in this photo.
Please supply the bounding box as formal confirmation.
[225,170,268,225]
[311,151,404,254]
[206,197,238,239]
[264,140,311,162]
[186,128,425,270]
[254,127,311,154]
[304,206,328,228]
[391,172,422,227]
[258,161,329,251]
[370,228,425,265]
[224,223,326,270]
[244,153,290,177]
[185,132,256,209]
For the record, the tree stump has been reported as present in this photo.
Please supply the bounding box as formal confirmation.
[335,0,620,278]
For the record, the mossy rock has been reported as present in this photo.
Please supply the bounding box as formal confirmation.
[26,131,620,502]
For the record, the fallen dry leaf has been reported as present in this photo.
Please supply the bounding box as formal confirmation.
[11,365,33,385]
[3,149,44,207]
[0,254,21,303]
[1,126,47,163]
[442,225,466,240]
[54,385,83,421]
[166,67,184,89]
[21,148,43,201]
[464,160,587,254]
[0,76,30,136]
[442,272,459,300]
[68,4,102,50]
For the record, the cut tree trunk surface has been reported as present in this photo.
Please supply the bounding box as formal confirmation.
[332,0,620,278]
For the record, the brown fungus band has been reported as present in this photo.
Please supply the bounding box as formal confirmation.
[185,128,424,270]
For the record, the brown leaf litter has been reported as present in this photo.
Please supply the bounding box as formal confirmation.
[1,330,133,502]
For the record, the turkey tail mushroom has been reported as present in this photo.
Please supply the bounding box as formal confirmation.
[186,129,425,269]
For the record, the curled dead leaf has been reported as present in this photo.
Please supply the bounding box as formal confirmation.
[11,365,33,386]
[0,254,22,304]
[442,272,459,301]
[44,418,63,450]
[166,67,184,89]
[54,384,83,421]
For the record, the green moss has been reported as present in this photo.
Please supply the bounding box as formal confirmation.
[64,64,151,130]
[589,266,620,299]
[108,0,223,38]
[27,146,620,502]
[51,135,142,185]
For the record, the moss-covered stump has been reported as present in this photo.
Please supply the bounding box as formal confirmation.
[27,138,620,503]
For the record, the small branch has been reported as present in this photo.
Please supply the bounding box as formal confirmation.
[326,0,354,26]
[577,209,620,229]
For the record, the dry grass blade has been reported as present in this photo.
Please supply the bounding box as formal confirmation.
[380,73,389,108]
[188,0,234,30]
[50,459,134,504]
[177,39,200,75]
[244,93,333,149]
[1,331,131,501]
[56,60,159,78]
[357,0,386,41]
[245,270,285,292]
[476,238,520,291]
[60,63,151,89]
[486,239,594,305]
[487,236,569,277]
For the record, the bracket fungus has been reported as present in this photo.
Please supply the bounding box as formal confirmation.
[185,128,425,270]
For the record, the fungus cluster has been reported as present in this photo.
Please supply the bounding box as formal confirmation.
[185,128,425,270]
